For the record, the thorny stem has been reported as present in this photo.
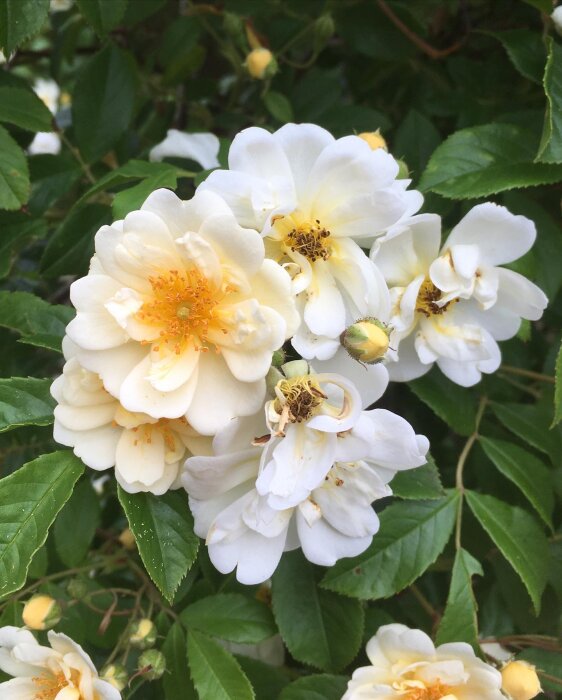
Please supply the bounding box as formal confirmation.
[500,364,555,384]
[455,396,487,550]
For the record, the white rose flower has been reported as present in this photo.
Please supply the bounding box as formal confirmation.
[183,375,428,585]
[0,626,121,699]
[65,188,299,435]
[29,78,62,156]
[372,204,548,387]
[150,130,220,170]
[52,349,211,494]
[28,131,62,156]
[343,624,504,700]
[198,123,422,359]
[552,6,562,36]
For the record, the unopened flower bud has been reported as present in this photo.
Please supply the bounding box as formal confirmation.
[223,12,245,41]
[552,7,562,37]
[66,577,89,600]
[314,13,335,52]
[246,48,277,80]
[501,660,542,700]
[118,527,136,550]
[129,618,157,649]
[358,130,387,151]
[138,649,166,680]
[341,318,391,364]
[22,594,62,631]
[396,159,410,179]
[101,663,128,691]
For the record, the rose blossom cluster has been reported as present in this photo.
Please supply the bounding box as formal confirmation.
[51,123,547,585]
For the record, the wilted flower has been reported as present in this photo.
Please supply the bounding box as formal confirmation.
[0,626,121,699]
[64,188,298,435]
[149,130,220,170]
[343,624,504,700]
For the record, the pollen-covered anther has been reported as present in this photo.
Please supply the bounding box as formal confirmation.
[415,278,457,318]
[273,376,327,433]
[399,681,453,700]
[285,219,332,262]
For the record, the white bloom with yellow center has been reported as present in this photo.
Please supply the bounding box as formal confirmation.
[371,205,547,387]
[343,624,504,700]
[182,373,428,585]
[52,348,212,494]
[0,626,121,699]
[198,123,422,360]
[65,188,299,435]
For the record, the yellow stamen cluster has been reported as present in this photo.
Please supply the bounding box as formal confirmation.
[415,278,456,318]
[129,417,188,451]
[274,376,327,430]
[135,268,227,354]
[404,683,452,700]
[33,672,70,700]
[285,219,332,262]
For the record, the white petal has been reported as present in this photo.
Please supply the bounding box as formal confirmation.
[360,409,429,469]
[0,677,39,699]
[387,332,433,383]
[115,428,167,489]
[303,261,346,338]
[296,509,372,567]
[496,268,548,321]
[198,213,265,277]
[53,423,120,470]
[149,130,220,170]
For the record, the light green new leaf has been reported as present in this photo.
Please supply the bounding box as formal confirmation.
[435,548,483,649]
[322,493,458,599]
[466,491,549,614]
[419,123,562,199]
[272,551,364,672]
[263,91,294,123]
[554,339,562,426]
[491,401,560,462]
[162,623,197,700]
[0,377,55,433]
[0,291,73,352]
[391,453,444,500]
[0,124,30,211]
[0,0,50,55]
[409,370,476,436]
[76,0,128,35]
[0,451,83,599]
[72,44,137,163]
[187,629,255,700]
[181,593,277,644]
[537,38,562,164]
[0,88,54,133]
[488,29,546,84]
[118,488,199,602]
[279,674,348,700]
[479,436,554,529]
[54,478,101,567]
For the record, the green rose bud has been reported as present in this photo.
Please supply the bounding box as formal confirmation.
[129,618,157,649]
[101,663,128,692]
[138,649,166,680]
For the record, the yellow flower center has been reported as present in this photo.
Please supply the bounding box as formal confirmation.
[33,672,78,700]
[274,376,327,425]
[403,684,452,700]
[272,214,332,263]
[415,278,457,318]
[135,268,230,353]
[129,417,189,452]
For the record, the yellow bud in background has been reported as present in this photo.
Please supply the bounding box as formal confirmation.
[129,618,157,649]
[246,48,277,80]
[101,663,128,691]
[118,527,136,550]
[358,130,387,151]
[501,660,542,700]
[22,594,62,631]
[341,318,391,364]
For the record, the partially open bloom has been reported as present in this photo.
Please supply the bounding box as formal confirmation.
[0,626,120,699]
[149,130,220,170]
[65,189,298,435]
[29,78,61,156]
[343,624,504,700]
[372,204,548,386]
[199,123,421,359]
[183,371,428,585]
[52,348,212,494]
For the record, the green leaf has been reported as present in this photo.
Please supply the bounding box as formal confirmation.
[162,622,197,700]
[466,491,549,614]
[181,593,277,644]
[554,339,562,426]
[72,44,137,163]
[236,657,289,700]
[391,453,444,500]
[76,0,128,35]
[263,91,294,123]
[409,370,476,436]
[537,38,562,163]
[322,493,458,599]
[111,168,180,219]
[0,213,47,278]
[0,124,30,211]
[272,551,364,672]
[279,674,348,700]
[435,548,483,649]
[0,377,55,433]
[488,29,546,84]
[419,123,562,199]
[0,451,83,599]
[394,109,441,178]
[0,291,73,352]
[0,0,50,54]
[187,628,255,700]
[491,401,560,461]
[28,154,81,216]
[118,488,199,603]
[479,436,554,529]
[0,87,54,133]
[54,478,101,567]
[41,203,112,278]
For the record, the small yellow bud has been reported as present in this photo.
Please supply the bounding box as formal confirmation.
[118,527,136,550]
[22,594,62,631]
[138,649,166,680]
[341,318,391,364]
[358,130,387,151]
[246,48,277,80]
[101,663,128,691]
[129,618,157,649]
[501,660,542,700]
